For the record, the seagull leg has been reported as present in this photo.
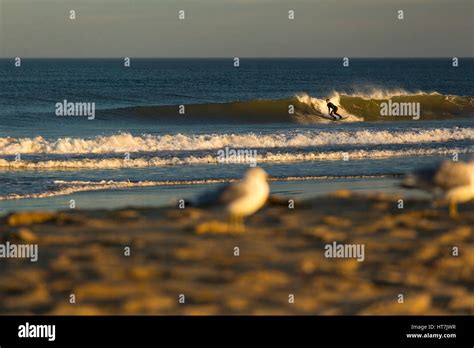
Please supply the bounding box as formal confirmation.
[228,214,235,233]
[449,199,458,219]
[237,216,246,233]
[227,214,246,232]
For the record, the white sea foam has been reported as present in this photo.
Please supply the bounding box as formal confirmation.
[295,90,441,119]
[296,93,362,122]
[1,128,472,155]
[340,88,440,100]
[0,147,471,170]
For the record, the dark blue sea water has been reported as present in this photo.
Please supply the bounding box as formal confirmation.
[1,59,473,213]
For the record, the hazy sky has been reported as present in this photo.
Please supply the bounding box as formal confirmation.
[0,0,473,58]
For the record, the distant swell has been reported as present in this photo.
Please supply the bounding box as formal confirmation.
[98,90,474,123]
[1,147,472,170]
[1,127,473,155]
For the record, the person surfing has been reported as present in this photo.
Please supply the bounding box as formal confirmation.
[326,99,344,120]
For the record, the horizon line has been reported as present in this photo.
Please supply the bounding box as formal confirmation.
[1,56,473,60]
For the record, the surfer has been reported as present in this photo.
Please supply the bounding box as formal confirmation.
[326,99,343,120]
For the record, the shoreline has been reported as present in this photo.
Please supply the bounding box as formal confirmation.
[0,177,422,215]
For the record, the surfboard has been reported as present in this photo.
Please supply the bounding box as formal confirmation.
[318,115,348,121]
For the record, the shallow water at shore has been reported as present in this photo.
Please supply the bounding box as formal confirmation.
[0,176,429,215]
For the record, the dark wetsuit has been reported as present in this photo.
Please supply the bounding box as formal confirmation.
[327,102,342,119]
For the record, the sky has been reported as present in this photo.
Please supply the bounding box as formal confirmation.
[0,0,473,58]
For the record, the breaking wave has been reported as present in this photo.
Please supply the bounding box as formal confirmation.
[1,127,473,155]
[97,90,474,123]
[1,147,471,170]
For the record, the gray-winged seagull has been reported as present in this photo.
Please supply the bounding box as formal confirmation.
[402,159,474,218]
[196,167,270,230]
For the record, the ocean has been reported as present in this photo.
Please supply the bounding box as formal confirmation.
[1,58,473,213]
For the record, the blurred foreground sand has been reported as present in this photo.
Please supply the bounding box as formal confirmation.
[1,191,473,315]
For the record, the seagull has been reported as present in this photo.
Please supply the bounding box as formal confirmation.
[196,167,270,230]
[402,159,474,218]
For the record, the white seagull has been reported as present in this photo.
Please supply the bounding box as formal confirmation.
[196,167,270,230]
[402,159,474,218]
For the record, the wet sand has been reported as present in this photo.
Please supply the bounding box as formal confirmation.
[0,191,473,315]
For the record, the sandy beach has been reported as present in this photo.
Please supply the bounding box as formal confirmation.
[1,190,473,315]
